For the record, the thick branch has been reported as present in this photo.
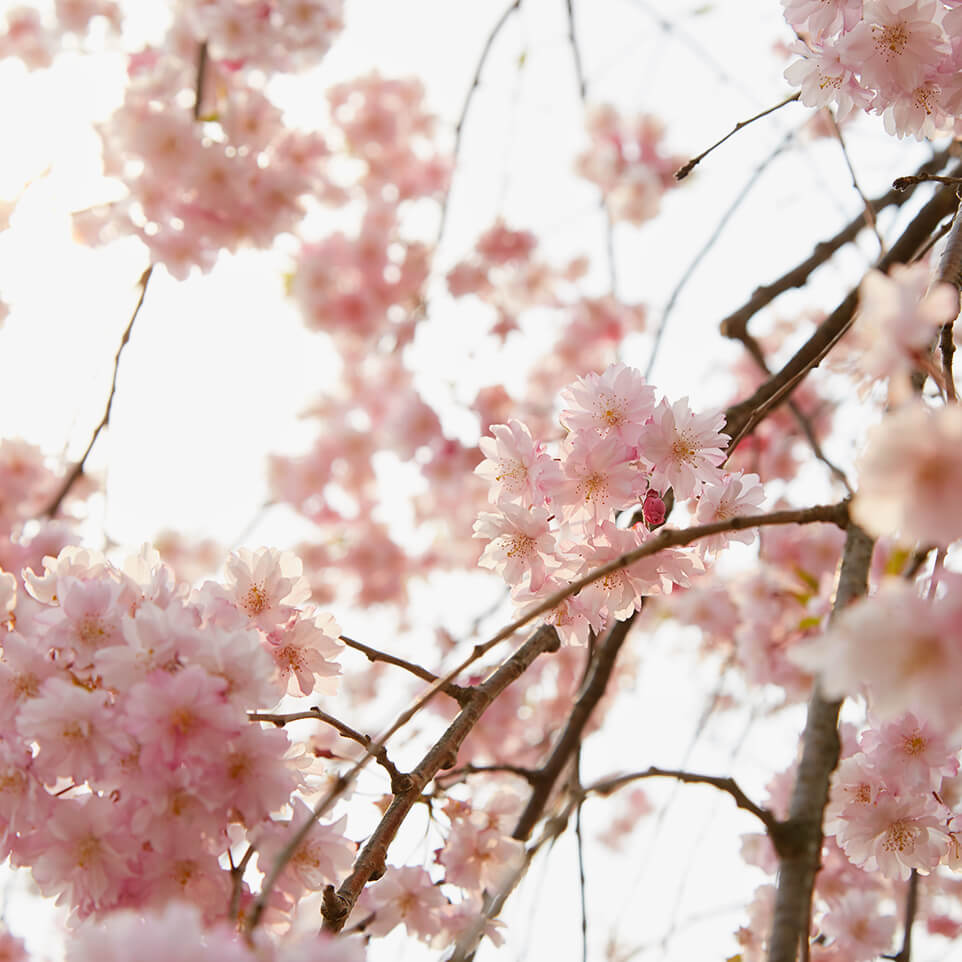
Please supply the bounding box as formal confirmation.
[513,613,637,841]
[766,523,874,962]
[936,200,962,402]
[719,147,952,344]
[320,625,561,933]
[725,175,961,449]
[44,265,153,518]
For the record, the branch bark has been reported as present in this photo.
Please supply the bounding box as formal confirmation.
[765,523,874,962]
[320,624,561,933]
[724,173,960,451]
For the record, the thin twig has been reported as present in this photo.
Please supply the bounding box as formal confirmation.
[893,172,962,191]
[247,707,408,792]
[338,634,471,704]
[884,871,920,962]
[646,129,795,380]
[935,199,962,402]
[44,264,154,518]
[573,751,589,962]
[565,0,586,101]
[585,767,778,834]
[436,0,523,251]
[675,93,799,181]
[228,844,256,921]
[826,108,885,255]
[564,0,619,294]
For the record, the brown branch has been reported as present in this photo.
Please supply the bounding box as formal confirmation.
[935,200,962,402]
[338,634,471,705]
[480,501,850,656]
[726,323,853,491]
[724,174,961,451]
[884,871,920,962]
[248,707,408,793]
[435,761,538,785]
[586,766,778,835]
[675,92,799,181]
[320,624,561,933]
[893,172,962,191]
[44,264,154,518]
[228,844,256,921]
[719,147,952,344]
[193,41,208,121]
[513,613,637,841]
[766,523,875,962]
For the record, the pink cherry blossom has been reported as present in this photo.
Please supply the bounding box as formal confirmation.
[473,503,557,593]
[557,432,642,527]
[836,791,949,880]
[640,397,728,501]
[852,401,962,546]
[559,362,656,447]
[475,420,563,509]
[693,471,765,555]
[839,0,949,97]
[266,613,343,697]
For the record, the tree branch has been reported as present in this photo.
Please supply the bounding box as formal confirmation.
[766,523,875,962]
[675,92,799,181]
[44,264,154,518]
[719,147,952,344]
[481,500,850,655]
[319,624,561,933]
[585,766,778,835]
[724,174,961,450]
[884,871,920,962]
[513,613,637,841]
[338,634,471,705]
[248,706,408,793]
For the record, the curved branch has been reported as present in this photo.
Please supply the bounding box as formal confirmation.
[724,175,961,450]
[44,264,154,518]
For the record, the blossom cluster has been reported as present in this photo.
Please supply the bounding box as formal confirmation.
[0,542,351,927]
[782,0,962,138]
[574,105,686,224]
[473,362,764,644]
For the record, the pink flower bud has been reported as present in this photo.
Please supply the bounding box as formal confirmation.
[642,489,666,527]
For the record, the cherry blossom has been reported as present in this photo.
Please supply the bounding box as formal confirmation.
[473,503,558,593]
[852,401,962,546]
[640,397,728,501]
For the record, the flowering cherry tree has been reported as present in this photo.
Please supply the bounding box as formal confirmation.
[4,1,962,961]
